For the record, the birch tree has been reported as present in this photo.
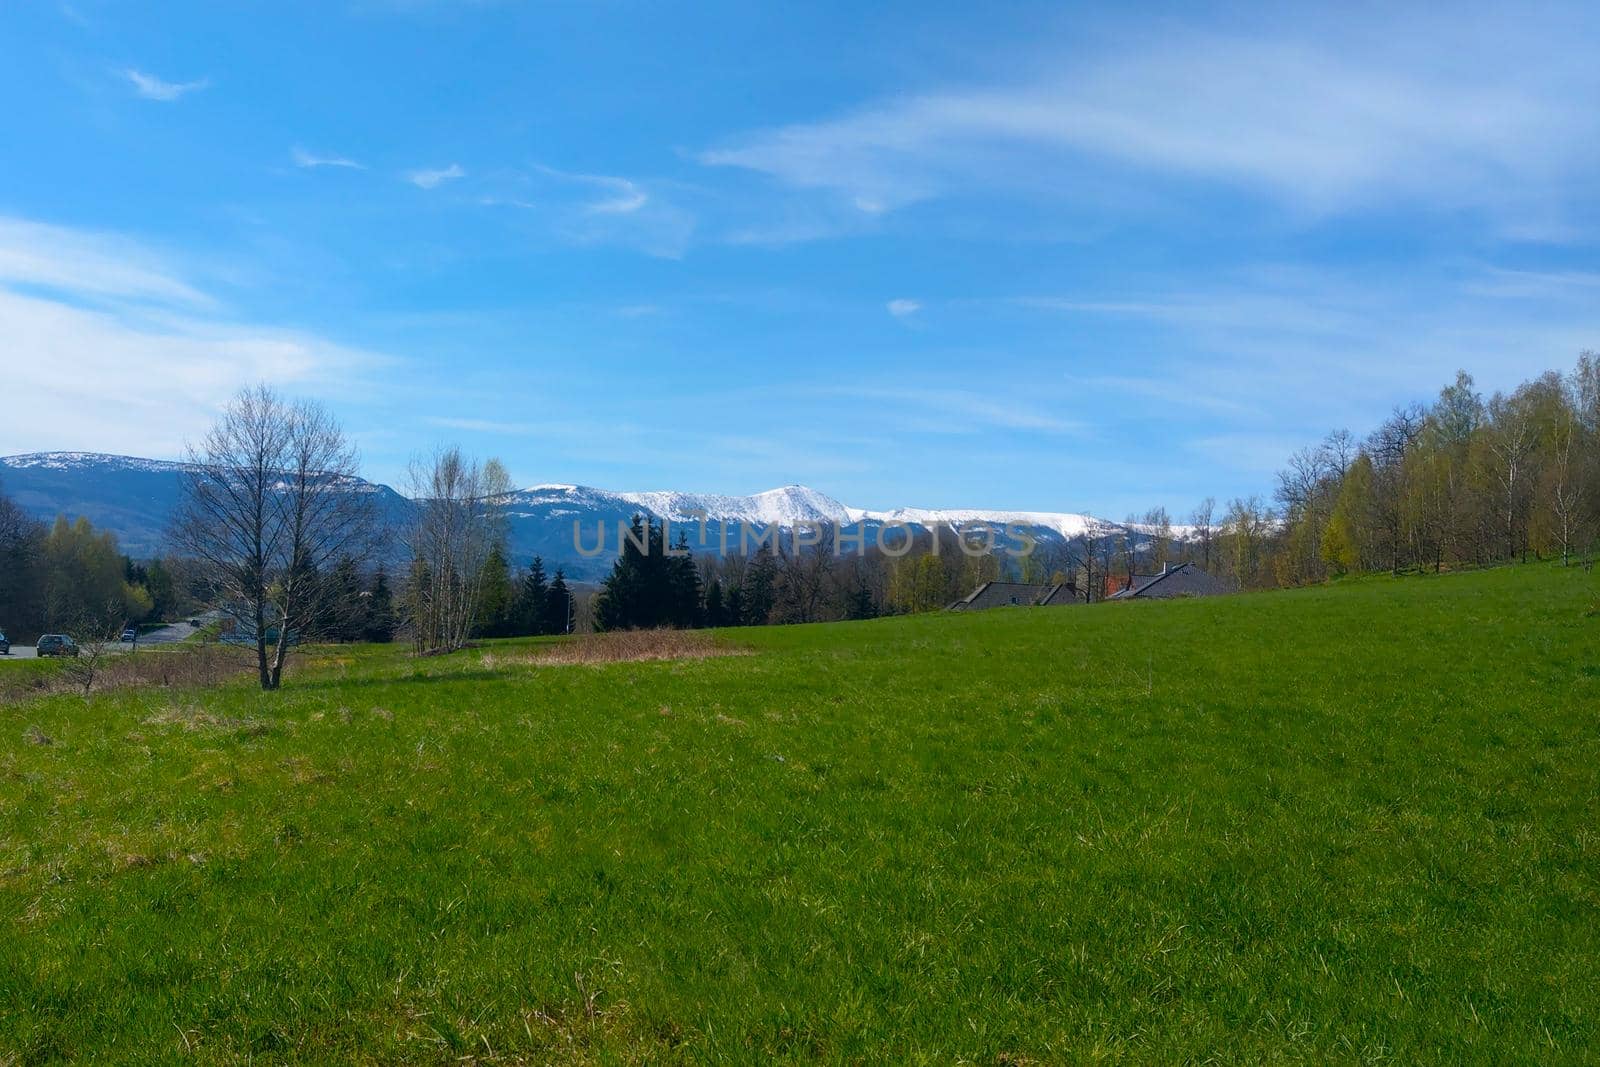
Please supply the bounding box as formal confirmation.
[403,448,511,653]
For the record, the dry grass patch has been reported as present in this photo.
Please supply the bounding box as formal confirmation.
[0,644,251,703]
[517,630,749,667]
[91,644,251,692]
[144,703,273,737]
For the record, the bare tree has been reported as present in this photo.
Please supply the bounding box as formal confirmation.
[403,448,510,654]
[1061,524,1111,602]
[1223,496,1270,588]
[1275,446,1332,580]
[1141,506,1173,569]
[1320,429,1357,481]
[1189,497,1216,573]
[174,385,376,690]
[59,599,125,698]
[1366,404,1426,574]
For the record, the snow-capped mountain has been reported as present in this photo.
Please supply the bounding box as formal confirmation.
[0,452,1159,580]
[504,483,856,527]
[0,452,414,561]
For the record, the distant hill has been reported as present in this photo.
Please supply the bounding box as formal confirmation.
[0,452,1162,580]
[0,452,414,562]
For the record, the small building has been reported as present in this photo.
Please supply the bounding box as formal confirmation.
[947,579,1084,611]
[1108,561,1234,600]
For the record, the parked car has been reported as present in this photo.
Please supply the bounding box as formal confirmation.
[0,630,9,655]
[36,634,78,658]
[120,628,139,643]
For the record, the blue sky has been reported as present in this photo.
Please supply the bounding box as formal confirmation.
[2,1,1598,517]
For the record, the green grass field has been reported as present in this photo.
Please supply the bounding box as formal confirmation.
[2,564,1598,1063]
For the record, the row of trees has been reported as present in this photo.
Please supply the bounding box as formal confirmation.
[0,494,203,642]
[1263,355,1599,586]
[585,354,1600,629]
[475,551,575,638]
[166,390,578,681]
[592,522,1014,630]
[316,559,398,644]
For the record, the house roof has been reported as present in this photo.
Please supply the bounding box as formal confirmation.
[948,580,1084,611]
[1109,561,1234,599]
[1036,582,1086,606]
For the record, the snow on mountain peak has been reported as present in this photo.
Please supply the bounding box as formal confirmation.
[0,451,193,474]
[7,453,1153,544]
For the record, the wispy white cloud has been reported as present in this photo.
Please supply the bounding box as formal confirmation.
[588,179,647,215]
[0,216,209,306]
[292,146,365,170]
[406,163,465,189]
[532,164,648,214]
[124,69,210,101]
[700,14,1600,228]
[886,298,922,319]
[487,163,695,258]
[0,218,392,459]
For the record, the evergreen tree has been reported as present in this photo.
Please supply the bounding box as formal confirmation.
[725,584,745,628]
[475,544,515,638]
[326,556,367,641]
[544,569,573,635]
[703,577,725,627]
[594,515,700,630]
[667,530,702,628]
[363,564,396,642]
[741,546,778,625]
[844,579,876,620]
[514,556,550,636]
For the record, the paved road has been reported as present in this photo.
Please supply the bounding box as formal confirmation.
[1,611,223,661]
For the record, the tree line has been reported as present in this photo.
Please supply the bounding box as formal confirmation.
[585,353,1600,629]
[0,499,206,642]
[1256,353,1597,586]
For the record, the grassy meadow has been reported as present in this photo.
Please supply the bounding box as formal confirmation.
[1,563,1598,1062]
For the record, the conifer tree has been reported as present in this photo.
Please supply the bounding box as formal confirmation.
[741,545,778,625]
[475,544,515,638]
[545,568,573,635]
[364,564,396,642]
[326,556,367,641]
[703,577,725,627]
[594,515,703,630]
[667,529,702,628]
[515,556,550,636]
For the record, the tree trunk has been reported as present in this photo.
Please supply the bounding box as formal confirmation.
[254,599,272,690]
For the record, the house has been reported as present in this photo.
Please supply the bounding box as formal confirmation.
[947,579,1084,611]
[1108,561,1234,600]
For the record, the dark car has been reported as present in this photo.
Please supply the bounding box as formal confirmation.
[121,628,139,643]
[0,630,9,655]
[36,634,78,658]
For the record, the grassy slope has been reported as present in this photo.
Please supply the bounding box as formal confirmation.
[1,565,1597,1063]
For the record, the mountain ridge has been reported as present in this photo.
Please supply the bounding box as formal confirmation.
[1,451,1155,579]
